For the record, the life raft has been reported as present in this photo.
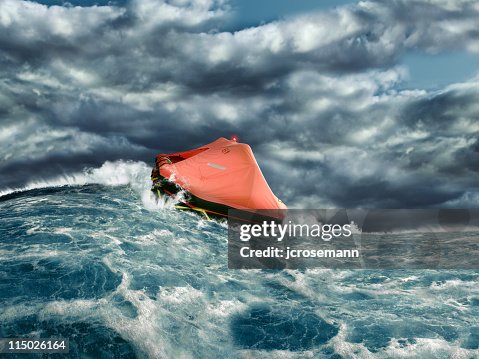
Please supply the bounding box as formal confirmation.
[151,137,287,220]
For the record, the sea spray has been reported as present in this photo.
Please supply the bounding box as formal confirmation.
[0,160,182,211]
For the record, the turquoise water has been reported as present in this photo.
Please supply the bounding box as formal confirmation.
[0,161,478,358]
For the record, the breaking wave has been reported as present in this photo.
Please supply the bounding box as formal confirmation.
[0,160,150,194]
[0,160,179,210]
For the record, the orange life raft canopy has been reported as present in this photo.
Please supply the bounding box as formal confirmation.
[151,137,287,218]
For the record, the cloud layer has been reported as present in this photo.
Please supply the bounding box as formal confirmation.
[1,0,478,207]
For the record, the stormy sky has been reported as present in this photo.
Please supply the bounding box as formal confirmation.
[0,0,478,208]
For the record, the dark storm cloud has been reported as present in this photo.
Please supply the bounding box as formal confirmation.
[0,0,478,207]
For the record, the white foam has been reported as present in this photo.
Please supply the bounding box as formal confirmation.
[41,299,105,319]
[0,247,78,261]
[158,286,204,304]
[430,279,477,290]
[382,337,475,359]
[0,160,148,195]
[0,160,180,212]
[26,225,41,235]
[53,227,72,234]
[331,323,376,359]
[206,299,246,317]
[99,271,196,358]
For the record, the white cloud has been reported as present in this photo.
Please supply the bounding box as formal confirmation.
[131,0,228,30]
[0,0,124,40]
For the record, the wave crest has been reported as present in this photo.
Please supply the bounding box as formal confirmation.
[0,160,174,210]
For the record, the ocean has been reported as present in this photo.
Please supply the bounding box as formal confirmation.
[0,161,478,358]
